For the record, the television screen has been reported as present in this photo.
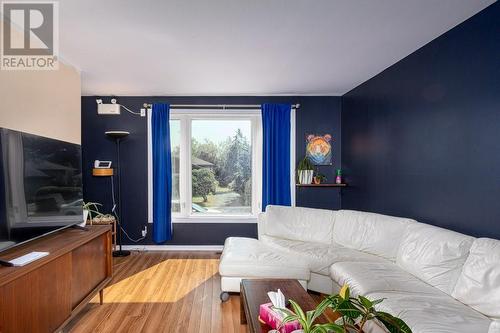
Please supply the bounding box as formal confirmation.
[0,128,83,253]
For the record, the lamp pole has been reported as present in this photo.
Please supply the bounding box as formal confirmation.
[105,131,131,257]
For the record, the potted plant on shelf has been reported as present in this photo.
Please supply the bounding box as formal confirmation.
[279,284,412,333]
[313,174,327,185]
[82,201,103,227]
[313,167,327,185]
[297,157,314,185]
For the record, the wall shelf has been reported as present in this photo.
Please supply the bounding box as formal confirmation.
[92,168,113,176]
[296,183,347,187]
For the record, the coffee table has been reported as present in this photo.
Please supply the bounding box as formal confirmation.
[240,279,333,333]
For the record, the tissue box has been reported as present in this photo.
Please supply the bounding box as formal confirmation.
[258,302,301,333]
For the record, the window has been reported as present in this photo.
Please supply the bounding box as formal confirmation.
[191,119,252,215]
[170,120,181,213]
[166,110,262,223]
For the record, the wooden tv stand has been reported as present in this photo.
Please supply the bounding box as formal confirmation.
[0,225,113,333]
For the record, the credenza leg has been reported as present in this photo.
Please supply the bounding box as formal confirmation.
[99,289,104,305]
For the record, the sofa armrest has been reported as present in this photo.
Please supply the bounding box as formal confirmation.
[257,212,267,239]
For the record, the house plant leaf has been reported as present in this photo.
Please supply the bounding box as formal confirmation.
[358,295,373,309]
[375,311,412,333]
[311,323,344,333]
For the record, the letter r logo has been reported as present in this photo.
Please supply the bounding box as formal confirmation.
[2,2,55,56]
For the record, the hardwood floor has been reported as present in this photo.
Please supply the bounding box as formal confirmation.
[64,251,327,333]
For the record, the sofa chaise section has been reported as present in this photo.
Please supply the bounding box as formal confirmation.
[218,205,500,332]
[218,237,310,300]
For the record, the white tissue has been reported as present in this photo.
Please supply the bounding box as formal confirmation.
[267,289,286,308]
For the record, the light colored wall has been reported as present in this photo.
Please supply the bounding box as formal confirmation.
[0,19,81,144]
[0,65,81,144]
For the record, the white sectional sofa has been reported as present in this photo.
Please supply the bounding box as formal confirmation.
[218,205,500,333]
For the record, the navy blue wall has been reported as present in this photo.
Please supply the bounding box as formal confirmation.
[82,96,341,245]
[295,98,342,210]
[341,3,500,238]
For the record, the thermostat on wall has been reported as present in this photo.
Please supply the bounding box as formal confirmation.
[94,160,112,168]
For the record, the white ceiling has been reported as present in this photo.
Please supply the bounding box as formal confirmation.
[59,0,495,96]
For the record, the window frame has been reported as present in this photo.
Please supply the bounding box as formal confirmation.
[148,107,296,225]
[169,109,262,224]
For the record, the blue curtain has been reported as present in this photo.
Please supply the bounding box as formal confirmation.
[262,103,292,211]
[152,103,172,243]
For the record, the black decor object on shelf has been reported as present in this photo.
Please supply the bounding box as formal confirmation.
[105,130,131,257]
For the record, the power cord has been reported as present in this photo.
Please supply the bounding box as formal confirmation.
[120,104,142,116]
[110,175,146,243]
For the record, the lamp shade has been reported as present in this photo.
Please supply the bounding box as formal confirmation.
[105,130,130,139]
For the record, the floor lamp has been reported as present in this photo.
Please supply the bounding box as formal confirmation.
[105,130,131,257]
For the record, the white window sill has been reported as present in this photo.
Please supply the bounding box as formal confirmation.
[172,215,257,224]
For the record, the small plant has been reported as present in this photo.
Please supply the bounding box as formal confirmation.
[278,298,341,333]
[328,284,411,333]
[314,174,327,182]
[313,167,327,184]
[297,157,314,184]
[83,201,104,225]
[279,284,412,333]
[297,156,314,171]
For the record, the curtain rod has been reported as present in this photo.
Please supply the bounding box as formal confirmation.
[142,103,300,109]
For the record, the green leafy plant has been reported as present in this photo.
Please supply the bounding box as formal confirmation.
[279,285,412,333]
[328,284,411,333]
[83,201,104,224]
[314,174,327,182]
[297,156,314,171]
[297,157,314,184]
[278,298,343,333]
[313,166,327,184]
[313,167,327,184]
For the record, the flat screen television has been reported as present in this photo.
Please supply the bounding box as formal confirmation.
[0,128,83,254]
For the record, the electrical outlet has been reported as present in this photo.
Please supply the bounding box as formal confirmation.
[141,226,148,237]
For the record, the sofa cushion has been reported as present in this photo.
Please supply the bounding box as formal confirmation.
[330,261,440,297]
[452,238,500,319]
[261,235,387,275]
[332,210,414,261]
[367,291,491,333]
[218,237,310,280]
[263,205,336,244]
[396,222,474,295]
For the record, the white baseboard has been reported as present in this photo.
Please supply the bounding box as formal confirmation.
[121,245,223,252]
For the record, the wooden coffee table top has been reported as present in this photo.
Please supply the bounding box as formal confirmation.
[240,279,332,333]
